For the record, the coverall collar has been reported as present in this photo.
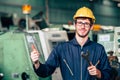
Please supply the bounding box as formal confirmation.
[71,37,91,47]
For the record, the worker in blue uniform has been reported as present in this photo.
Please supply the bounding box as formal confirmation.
[30,6,112,80]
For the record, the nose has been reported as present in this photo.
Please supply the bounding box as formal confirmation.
[80,24,86,28]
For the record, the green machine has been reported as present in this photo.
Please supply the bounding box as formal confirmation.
[0,31,51,80]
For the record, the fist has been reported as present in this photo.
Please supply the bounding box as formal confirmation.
[30,44,40,64]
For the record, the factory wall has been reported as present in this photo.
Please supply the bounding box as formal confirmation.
[0,0,45,18]
[93,1,120,26]
[0,0,120,26]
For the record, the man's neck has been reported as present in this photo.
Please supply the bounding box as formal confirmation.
[75,34,88,47]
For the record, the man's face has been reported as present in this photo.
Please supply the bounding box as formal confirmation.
[75,18,92,38]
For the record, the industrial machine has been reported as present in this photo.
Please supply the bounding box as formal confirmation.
[114,27,120,57]
[97,32,114,54]
[0,29,68,80]
[0,5,69,79]
[0,31,51,80]
[97,26,120,79]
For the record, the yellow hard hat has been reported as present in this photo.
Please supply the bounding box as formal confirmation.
[73,6,95,22]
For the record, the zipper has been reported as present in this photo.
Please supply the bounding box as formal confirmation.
[63,59,74,80]
[81,46,83,80]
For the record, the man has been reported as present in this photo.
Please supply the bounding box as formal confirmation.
[30,6,112,80]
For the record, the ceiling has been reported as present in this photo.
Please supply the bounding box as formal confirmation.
[113,0,120,2]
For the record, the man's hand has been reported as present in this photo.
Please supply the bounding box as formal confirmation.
[30,44,40,69]
[87,65,101,79]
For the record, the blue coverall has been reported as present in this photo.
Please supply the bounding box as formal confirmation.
[34,37,112,80]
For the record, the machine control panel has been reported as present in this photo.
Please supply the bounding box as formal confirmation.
[114,27,120,56]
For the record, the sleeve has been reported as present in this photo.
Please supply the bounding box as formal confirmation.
[98,46,112,80]
[33,44,61,78]
[33,63,55,77]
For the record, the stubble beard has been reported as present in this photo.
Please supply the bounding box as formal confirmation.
[76,30,90,38]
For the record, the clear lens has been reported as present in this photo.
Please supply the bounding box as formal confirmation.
[77,22,91,28]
